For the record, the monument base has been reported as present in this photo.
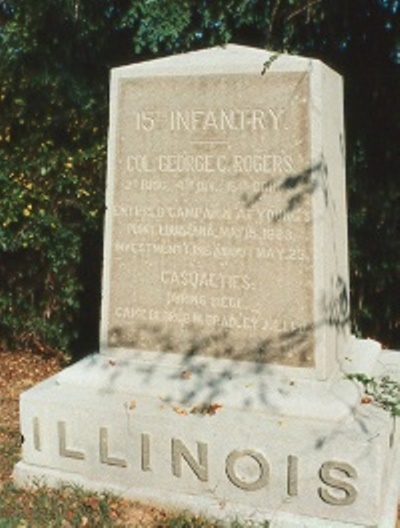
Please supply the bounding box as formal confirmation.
[14,338,400,527]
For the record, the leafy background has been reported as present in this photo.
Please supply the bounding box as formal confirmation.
[0,0,398,357]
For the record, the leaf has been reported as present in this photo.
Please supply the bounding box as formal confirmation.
[172,406,188,416]
[190,403,223,416]
[361,396,373,404]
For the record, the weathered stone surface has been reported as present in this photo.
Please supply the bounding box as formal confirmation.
[101,45,349,379]
[14,339,400,527]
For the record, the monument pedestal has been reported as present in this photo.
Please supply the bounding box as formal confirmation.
[14,338,400,527]
[14,45,400,527]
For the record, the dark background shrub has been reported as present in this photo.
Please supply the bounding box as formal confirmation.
[0,1,398,356]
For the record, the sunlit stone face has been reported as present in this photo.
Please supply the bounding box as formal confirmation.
[105,72,315,367]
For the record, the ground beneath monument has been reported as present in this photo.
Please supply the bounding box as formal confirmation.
[1,350,399,527]
[0,350,177,526]
[0,350,62,484]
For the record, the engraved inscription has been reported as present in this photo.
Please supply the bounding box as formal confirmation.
[141,433,151,472]
[287,455,299,496]
[171,438,208,482]
[318,461,358,506]
[133,108,287,133]
[226,449,270,491]
[107,73,314,366]
[99,427,128,467]
[125,153,294,175]
[33,417,41,452]
[32,418,360,508]
[58,421,85,460]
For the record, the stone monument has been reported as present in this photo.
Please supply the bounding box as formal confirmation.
[14,45,400,527]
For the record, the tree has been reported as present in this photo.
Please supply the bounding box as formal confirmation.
[0,0,398,354]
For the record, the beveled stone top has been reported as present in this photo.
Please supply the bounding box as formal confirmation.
[113,44,317,79]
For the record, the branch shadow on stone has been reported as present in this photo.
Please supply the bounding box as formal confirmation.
[240,158,328,219]
[86,155,349,416]
[102,272,350,411]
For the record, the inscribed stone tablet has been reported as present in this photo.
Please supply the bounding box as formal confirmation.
[106,73,314,367]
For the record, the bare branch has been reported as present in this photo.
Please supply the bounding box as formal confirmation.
[286,0,321,23]
[269,0,283,36]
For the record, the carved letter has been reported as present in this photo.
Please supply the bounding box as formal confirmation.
[269,108,285,131]
[33,417,41,451]
[141,433,151,472]
[318,461,358,506]
[99,427,127,467]
[171,438,208,482]
[58,421,85,460]
[287,455,299,496]
[226,450,269,491]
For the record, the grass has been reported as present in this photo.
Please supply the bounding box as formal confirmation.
[150,515,269,528]
[0,482,269,527]
[0,481,128,527]
[0,426,20,470]
[0,485,270,528]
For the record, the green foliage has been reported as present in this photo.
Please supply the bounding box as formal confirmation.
[0,0,398,354]
[0,481,268,528]
[150,513,268,527]
[0,482,125,527]
[347,373,400,417]
[0,1,108,353]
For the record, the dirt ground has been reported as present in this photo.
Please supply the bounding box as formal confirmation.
[0,349,399,527]
[0,350,172,526]
[0,350,62,484]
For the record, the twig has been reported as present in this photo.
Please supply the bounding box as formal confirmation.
[269,0,283,35]
[286,0,321,22]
